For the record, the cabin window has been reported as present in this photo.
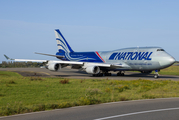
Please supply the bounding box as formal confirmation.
[157,49,165,51]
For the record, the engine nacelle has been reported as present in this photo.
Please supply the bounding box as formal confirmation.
[86,66,100,74]
[47,63,61,71]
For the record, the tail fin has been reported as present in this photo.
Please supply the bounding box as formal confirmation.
[54,29,74,53]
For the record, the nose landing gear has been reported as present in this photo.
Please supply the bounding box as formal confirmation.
[154,70,159,79]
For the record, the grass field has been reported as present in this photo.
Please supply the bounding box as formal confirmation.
[0,70,179,116]
[159,65,179,76]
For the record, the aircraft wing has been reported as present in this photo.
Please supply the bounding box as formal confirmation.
[4,55,47,62]
[4,54,130,68]
[4,54,83,65]
[4,52,64,62]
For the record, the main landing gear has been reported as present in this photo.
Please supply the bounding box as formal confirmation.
[104,72,112,76]
[92,71,112,77]
[154,70,159,79]
[117,71,125,76]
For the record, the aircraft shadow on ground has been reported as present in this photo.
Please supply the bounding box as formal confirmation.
[55,72,179,79]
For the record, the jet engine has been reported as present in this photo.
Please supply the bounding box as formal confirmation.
[47,63,61,71]
[86,66,100,74]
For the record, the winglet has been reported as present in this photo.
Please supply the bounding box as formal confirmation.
[4,54,14,60]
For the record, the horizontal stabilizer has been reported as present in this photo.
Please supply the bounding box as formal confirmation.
[35,52,64,58]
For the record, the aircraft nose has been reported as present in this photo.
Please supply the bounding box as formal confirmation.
[166,56,176,66]
[169,57,176,64]
[160,56,175,67]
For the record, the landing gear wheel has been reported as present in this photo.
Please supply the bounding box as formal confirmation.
[154,69,160,79]
[105,73,111,76]
[154,74,159,79]
[117,72,121,76]
[117,71,125,76]
[103,71,111,76]
[92,74,96,77]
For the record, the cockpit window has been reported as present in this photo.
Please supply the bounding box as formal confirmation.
[157,49,165,51]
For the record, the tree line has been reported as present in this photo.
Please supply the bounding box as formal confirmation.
[0,61,46,68]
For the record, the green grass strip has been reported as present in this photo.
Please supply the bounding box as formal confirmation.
[159,66,179,76]
[0,71,179,116]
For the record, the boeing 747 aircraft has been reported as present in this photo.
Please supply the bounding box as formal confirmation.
[4,29,176,78]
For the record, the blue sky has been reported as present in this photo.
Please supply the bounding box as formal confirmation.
[0,0,179,63]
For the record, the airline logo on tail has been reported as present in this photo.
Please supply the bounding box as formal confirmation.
[55,29,105,62]
[55,29,74,53]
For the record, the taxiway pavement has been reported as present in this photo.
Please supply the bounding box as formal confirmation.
[1,98,179,120]
[0,67,179,80]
